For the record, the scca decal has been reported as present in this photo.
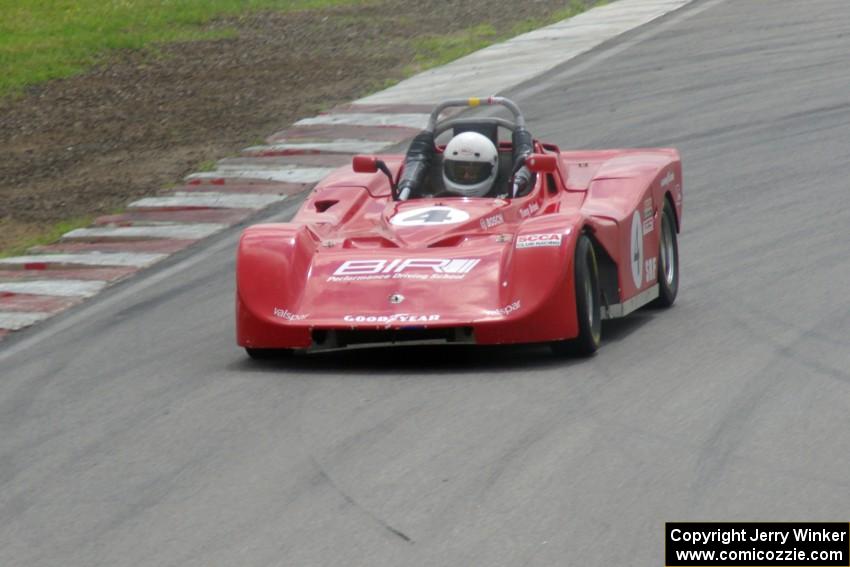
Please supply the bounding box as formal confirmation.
[516,233,563,249]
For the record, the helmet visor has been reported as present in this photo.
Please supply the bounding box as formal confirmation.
[444,160,494,185]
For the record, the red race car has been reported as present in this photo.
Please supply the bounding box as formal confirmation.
[236,96,682,357]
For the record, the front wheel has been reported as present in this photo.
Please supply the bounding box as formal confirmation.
[652,200,679,307]
[551,234,601,356]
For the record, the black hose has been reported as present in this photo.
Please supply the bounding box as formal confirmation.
[397,131,434,200]
[510,127,535,197]
[512,127,534,163]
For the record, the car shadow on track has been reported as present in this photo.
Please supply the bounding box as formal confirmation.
[228,316,656,374]
[601,310,658,345]
[228,310,660,375]
[228,342,590,376]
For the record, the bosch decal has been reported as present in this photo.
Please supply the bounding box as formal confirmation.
[480,213,505,230]
[516,233,563,249]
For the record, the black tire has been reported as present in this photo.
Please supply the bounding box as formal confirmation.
[245,347,292,360]
[551,234,602,356]
[652,200,679,307]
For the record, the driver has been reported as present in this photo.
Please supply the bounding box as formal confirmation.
[442,131,499,197]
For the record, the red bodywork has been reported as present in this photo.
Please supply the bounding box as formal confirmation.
[236,143,682,351]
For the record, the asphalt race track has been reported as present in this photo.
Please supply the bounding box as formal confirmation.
[3,1,850,565]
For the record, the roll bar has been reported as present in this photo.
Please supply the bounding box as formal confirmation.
[425,96,526,132]
[388,96,534,201]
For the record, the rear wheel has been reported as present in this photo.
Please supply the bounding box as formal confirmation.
[245,348,292,360]
[551,234,601,356]
[652,200,679,307]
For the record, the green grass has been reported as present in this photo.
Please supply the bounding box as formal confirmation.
[0,218,93,258]
[0,0,362,97]
[196,159,218,172]
[409,23,500,72]
[408,0,602,75]
[510,0,600,35]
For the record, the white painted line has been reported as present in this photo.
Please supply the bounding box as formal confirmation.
[0,252,167,268]
[62,224,227,241]
[0,280,108,298]
[129,192,287,210]
[0,312,53,331]
[357,0,694,105]
[244,139,393,154]
[294,113,429,130]
[186,167,333,184]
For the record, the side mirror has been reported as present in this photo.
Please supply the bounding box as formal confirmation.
[524,153,558,174]
[352,155,379,173]
[352,155,399,199]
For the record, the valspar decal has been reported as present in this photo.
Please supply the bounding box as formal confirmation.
[329,258,481,282]
[630,211,644,288]
[516,233,563,249]
[273,308,308,321]
[343,314,440,323]
[391,206,469,226]
[484,300,521,317]
[660,170,675,188]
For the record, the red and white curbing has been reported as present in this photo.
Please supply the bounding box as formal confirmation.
[62,224,230,241]
[128,192,289,210]
[243,139,393,156]
[0,252,167,268]
[0,312,56,332]
[0,280,108,298]
[0,0,694,341]
[294,112,430,129]
[186,166,334,185]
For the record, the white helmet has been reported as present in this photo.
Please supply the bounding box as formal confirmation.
[442,131,499,197]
